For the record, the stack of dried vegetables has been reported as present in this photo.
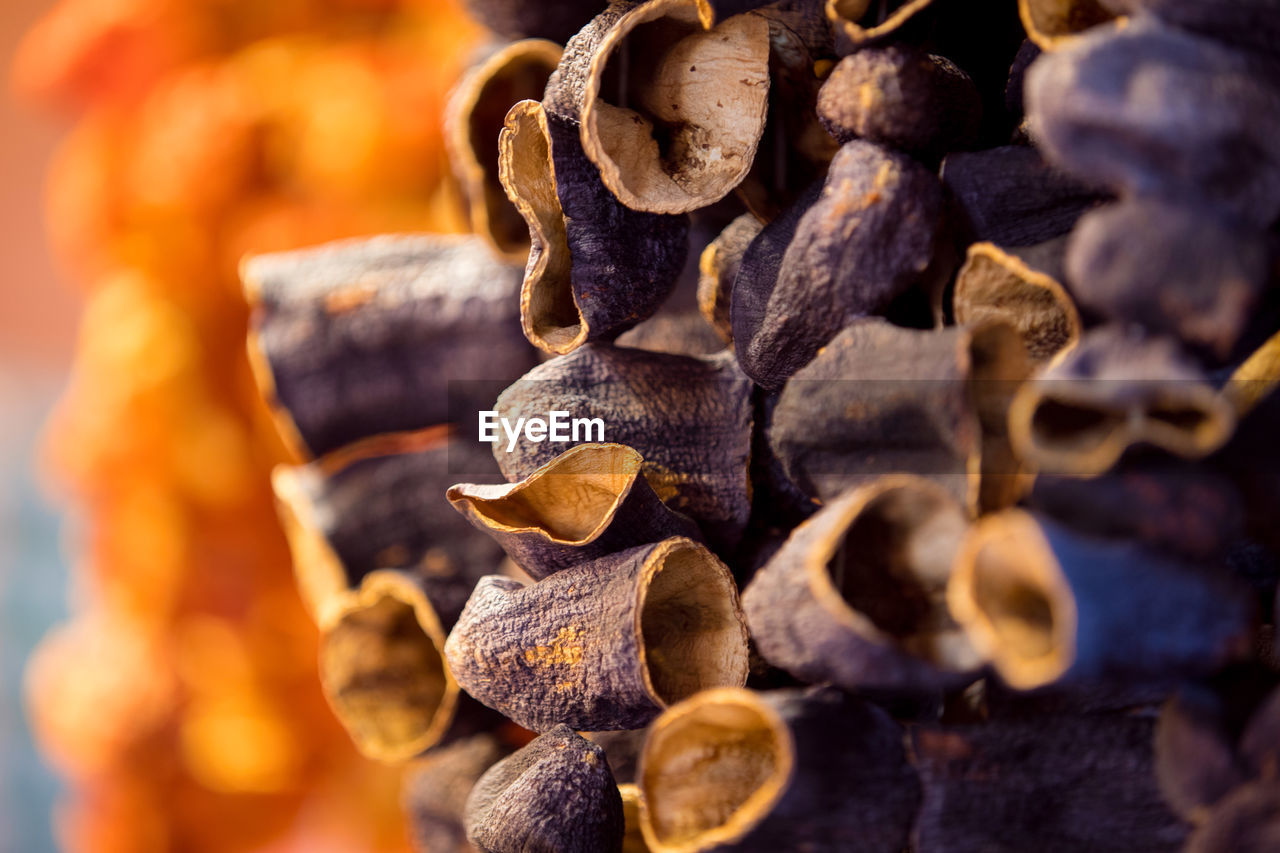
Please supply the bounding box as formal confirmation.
[244,0,1280,850]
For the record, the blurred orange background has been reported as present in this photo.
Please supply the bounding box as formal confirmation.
[2,1,486,850]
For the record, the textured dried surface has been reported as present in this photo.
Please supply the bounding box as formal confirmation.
[941,145,1107,247]
[769,320,1028,510]
[1026,16,1280,228]
[494,346,753,548]
[743,476,982,692]
[448,443,703,580]
[734,141,944,390]
[911,715,1190,852]
[639,686,920,852]
[244,234,535,457]
[817,45,981,159]
[698,213,763,343]
[465,725,624,853]
[950,510,1255,690]
[1008,326,1237,477]
[274,429,506,626]
[499,99,689,354]
[403,734,511,853]
[1065,199,1274,362]
[953,240,1080,365]
[547,0,772,214]
[446,40,563,262]
[445,539,749,731]
[318,571,459,763]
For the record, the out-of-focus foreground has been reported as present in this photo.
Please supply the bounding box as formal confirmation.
[11,1,481,849]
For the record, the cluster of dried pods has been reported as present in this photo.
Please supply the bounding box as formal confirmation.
[243,0,1280,850]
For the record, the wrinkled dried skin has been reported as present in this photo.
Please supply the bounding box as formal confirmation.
[734,4,839,222]
[461,0,606,42]
[445,538,749,731]
[954,241,1080,365]
[448,443,703,579]
[1065,199,1273,363]
[825,0,937,46]
[465,725,625,853]
[911,715,1190,852]
[274,428,506,627]
[639,687,919,852]
[736,141,944,390]
[1187,784,1280,853]
[1101,0,1280,57]
[1154,687,1247,822]
[243,234,535,457]
[318,571,459,763]
[743,476,983,692]
[941,145,1107,247]
[494,346,753,548]
[403,734,512,853]
[769,320,1029,512]
[1028,454,1244,562]
[948,510,1254,691]
[552,0,771,214]
[1026,17,1280,228]
[698,213,763,343]
[447,40,563,262]
[1008,327,1237,477]
[1018,0,1118,50]
[816,46,981,160]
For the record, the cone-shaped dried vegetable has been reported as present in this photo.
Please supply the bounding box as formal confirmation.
[499,99,689,353]
[544,0,772,215]
[1008,326,1236,477]
[403,734,512,853]
[447,40,564,263]
[493,345,753,548]
[465,725,625,853]
[948,510,1254,690]
[273,428,506,625]
[318,570,461,763]
[244,234,536,457]
[743,476,983,692]
[733,140,945,390]
[445,538,749,731]
[448,443,703,580]
[638,686,920,852]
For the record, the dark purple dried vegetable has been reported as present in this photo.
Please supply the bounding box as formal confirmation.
[1026,15,1280,228]
[1100,0,1280,58]
[817,45,981,161]
[733,140,946,390]
[403,734,513,853]
[1185,784,1280,853]
[638,685,921,852]
[743,475,983,693]
[499,99,688,354]
[493,345,753,549]
[696,212,763,343]
[243,234,537,457]
[444,538,749,731]
[949,509,1255,691]
[273,427,505,626]
[464,725,625,853]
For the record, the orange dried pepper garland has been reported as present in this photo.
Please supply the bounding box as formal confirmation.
[17,0,480,850]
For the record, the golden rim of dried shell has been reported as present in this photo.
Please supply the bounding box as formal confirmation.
[499,98,586,354]
[317,570,460,764]
[825,0,936,44]
[634,538,751,709]
[448,443,646,545]
[948,509,1078,690]
[639,686,794,853]
[1224,327,1280,417]
[446,39,564,263]
[580,0,771,214]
